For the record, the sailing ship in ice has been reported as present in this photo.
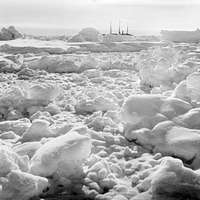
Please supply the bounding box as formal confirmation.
[109,22,133,36]
[102,22,134,42]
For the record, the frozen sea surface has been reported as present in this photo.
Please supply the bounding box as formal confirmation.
[0,39,199,200]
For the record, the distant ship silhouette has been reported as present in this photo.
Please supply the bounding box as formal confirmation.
[109,22,133,36]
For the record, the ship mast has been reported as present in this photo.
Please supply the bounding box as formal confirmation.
[118,21,121,35]
[126,25,128,35]
[109,22,112,34]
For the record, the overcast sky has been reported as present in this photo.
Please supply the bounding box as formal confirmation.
[0,0,200,34]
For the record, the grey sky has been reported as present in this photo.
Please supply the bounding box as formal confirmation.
[0,0,200,34]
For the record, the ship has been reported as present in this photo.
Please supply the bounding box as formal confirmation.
[109,21,133,36]
[161,29,200,42]
[102,22,134,42]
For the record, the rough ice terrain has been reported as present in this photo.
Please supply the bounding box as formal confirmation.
[0,36,200,200]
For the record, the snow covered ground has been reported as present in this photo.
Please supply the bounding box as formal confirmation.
[0,38,200,200]
[0,38,166,55]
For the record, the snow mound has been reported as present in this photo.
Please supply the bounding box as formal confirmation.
[138,157,200,200]
[171,72,200,103]
[171,80,189,101]
[0,82,60,120]
[69,28,101,42]
[86,111,119,132]
[0,57,21,73]
[13,141,42,158]
[26,83,60,102]
[0,26,22,41]
[0,170,49,200]
[0,119,31,136]
[30,130,91,179]
[21,119,55,142]
[75,96,119,114]
[127,120,200,169]
[17,67,38,80]
[26,55,80,73]
[136,46,194,90]
[0,146,29,176]
[121,94,191,133]
[173,108,200,129]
